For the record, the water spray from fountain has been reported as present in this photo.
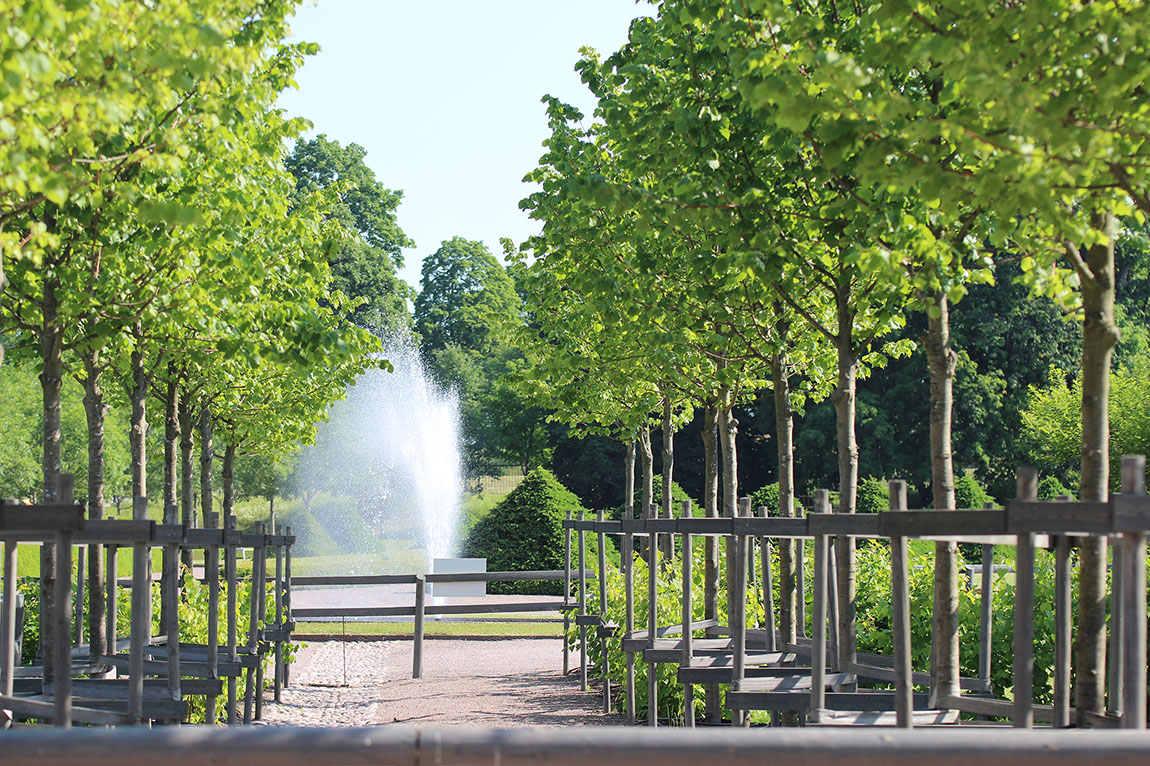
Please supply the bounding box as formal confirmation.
[293,333,463,571]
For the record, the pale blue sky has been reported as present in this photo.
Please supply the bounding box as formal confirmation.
[279,1,653,290]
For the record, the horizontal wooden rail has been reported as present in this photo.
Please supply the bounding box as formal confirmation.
[293,601,564,619]
[291,569,593,587]
[4,726,1150,766]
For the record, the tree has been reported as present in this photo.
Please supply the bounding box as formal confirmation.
[286,135,414,333]
[414,237,519,355]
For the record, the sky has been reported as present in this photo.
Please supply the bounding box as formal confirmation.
[278,1,654,290]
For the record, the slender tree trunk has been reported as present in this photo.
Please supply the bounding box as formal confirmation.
[1077,213,1119,723]
[638,428,654,515]
[701,402,720,722]
[624,439,636,508]
[831,296,859,670]
[718,383,739,634]
[924,291,960,706]
[200,406,214,520]
[39,277,63,684]
[80,350,109,663]
[223,443,236,517]
[160,370,179,634]
[771,348,797,646]
[128,341,149,501]
[179,392,195,571]
[661,397,674,560]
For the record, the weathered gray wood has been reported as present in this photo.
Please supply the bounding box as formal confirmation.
[889,481,912,729]
[1054,532,1072,728]
[272,525,283,705]
[1111,493,1150,532]
[283,526,293,690]
[578,509,587,692]
[879,510,1006,538]
[810,709,961,726]
[1013,468,1039,729]
[413,574,425,680]
[2,539,17,713]
[939,693,1061,724]
[254,523,268,723]
[647,503,658,727]
[979,502,996,686]
[163,538,180,717]
[51,477,76,729]
[294,601,567,619]
[563,510,571,678]
[844,661,991,693]
[0,503,85,535]
[204,511,220,722]
[597,510,609,713]
[623,504,636,726]
[758,506,776,654]
[0,694,129,725]
[225,513,238,725]
[1108,536,1124,717]
[243,522,264,724]
[1121,455,1147,729]
[106,544,117,661]
[74,545,85,647]
[1006,500,1110,534]
[732,497,751,727]
[727,690,930,712]
[810,490,830,723]
[682,500,694,728]
[738,672,855,692]
[809,514,880,537]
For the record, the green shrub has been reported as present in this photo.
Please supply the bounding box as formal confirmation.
[630,477,700,516]
[856,477,889,514]
[955,471,994,509]
[1037,474,1074,500]
[749,482,780,514]
[461,467,597,594]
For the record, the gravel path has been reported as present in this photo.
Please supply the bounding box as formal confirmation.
[259,639,625,727]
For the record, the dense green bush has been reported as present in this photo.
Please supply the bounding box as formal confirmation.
[630,477,700,516]
[1037,474,1074,500]
[856,477,889,514]
[461,467,598,594]
[749,482,780,514]
[955,471,994,509]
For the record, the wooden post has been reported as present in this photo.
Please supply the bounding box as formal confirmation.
[243,522,264,724]
[106,544,117,660]
[796,502,806,637]
[413,574,426,680]
[52,475,75,728]
[647,503,658,727]
[978,503,996,687]
[1121,455,1147,730]
[563,510,571,677]
[1013,467,1038,729]
[889,480,913,729]
[283,526,293,690]
[758,506,776,653]
[164,533,180,720]
[1,537,17,725]
[810,489,830,724]
[129,495,150,725]
[225,514,239,725]
[1109,533,1124,718]
[254,527,269,722]
[732,497,751,727]
[597,510,610,713]
[827,540,840,673]
[1054,523,1072,728]
[579,509,588,692]
[205,512,220,723]
[273,526,283,704]
[623,505,636,726]
[74,546,85,648]
[681,500,694,728]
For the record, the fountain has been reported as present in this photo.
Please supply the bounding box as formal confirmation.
[292,334,463,571]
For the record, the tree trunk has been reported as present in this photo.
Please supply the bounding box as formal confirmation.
[179,391,195,571]
[771,348,797,646]
[831,303,859,670]
[718,383,739,642]
[1077,212,1119,723]
[223,443,237,517]
[624,439,636,509]
[638,428,654,516]
[701,402,720,722]
[160,370,179,634]
[924,291,960,706]
[128,341,149,501]
[199,406,213,585]
[80,349,109,663]
[39,277,63,684]
[661,397,674,560]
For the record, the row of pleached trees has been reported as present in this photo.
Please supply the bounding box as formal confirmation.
[1,1,379,680]
[513,0,1150,724]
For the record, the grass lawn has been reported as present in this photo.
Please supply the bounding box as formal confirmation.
[294,618,563,637]
[15,543,164,578]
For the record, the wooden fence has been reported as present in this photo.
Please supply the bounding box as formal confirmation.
[563,458,1150,729]
[1,477,295,728]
